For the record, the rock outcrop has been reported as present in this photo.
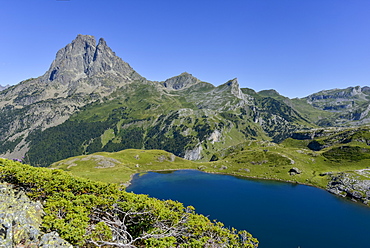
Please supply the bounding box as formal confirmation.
[0,183,72,247]
[184,145,203,160]
[327,172,370,205]
[289,167,301,175]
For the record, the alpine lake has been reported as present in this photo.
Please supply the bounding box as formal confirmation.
[126,170,370,248]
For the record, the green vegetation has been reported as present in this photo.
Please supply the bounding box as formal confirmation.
[26,120,109,166]
[51,126,370,192]
[323,146,370,161]
[0,158,258,247]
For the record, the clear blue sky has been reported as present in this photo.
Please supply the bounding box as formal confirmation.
[1,0,370,98]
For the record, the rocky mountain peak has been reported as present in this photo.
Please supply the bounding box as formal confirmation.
[218,78,245,99]
[229,78,245,99]
[45,34,137,83]
[225,78,238,86]
[162,72,200,90]
[0,35,143,159]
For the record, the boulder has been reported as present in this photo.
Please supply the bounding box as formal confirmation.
[289,167,302,175]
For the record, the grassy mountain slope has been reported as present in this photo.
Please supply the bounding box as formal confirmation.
[51,149,203,184]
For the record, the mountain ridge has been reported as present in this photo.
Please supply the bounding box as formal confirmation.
[0,34,369,166]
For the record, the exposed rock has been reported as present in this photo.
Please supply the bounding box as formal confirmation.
[0,183,72,247]
[39,232,72,248]
[306,86,367,102]
[250,160,268,165]
[162,72,200,90]
[0,35,319,164]
[302,126,370,151]
[57,155,121,169]
[208,129,222,144]
[319,172,333,176]
[327,172,370,205]
[184,145,203,160]
[228,78,245,100]
[157,155,166,162]
[0,183,42,247]
[215,78,246,100]
[155,154,176,162]
[169,154,176,162]
[289,167,301,175]
[89,155,120,168]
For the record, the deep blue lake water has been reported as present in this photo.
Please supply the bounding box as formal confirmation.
[126,170,370,248]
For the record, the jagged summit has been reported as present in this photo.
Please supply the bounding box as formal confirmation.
[45,34,138,83]
[216,78,245,99]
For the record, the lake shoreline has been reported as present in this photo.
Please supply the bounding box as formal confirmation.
[124,168,369,208]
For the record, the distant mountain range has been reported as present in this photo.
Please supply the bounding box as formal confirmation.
[1,34,369,166]
[0,84,10,91]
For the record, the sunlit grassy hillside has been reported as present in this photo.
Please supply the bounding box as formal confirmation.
[51,127,370,190]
